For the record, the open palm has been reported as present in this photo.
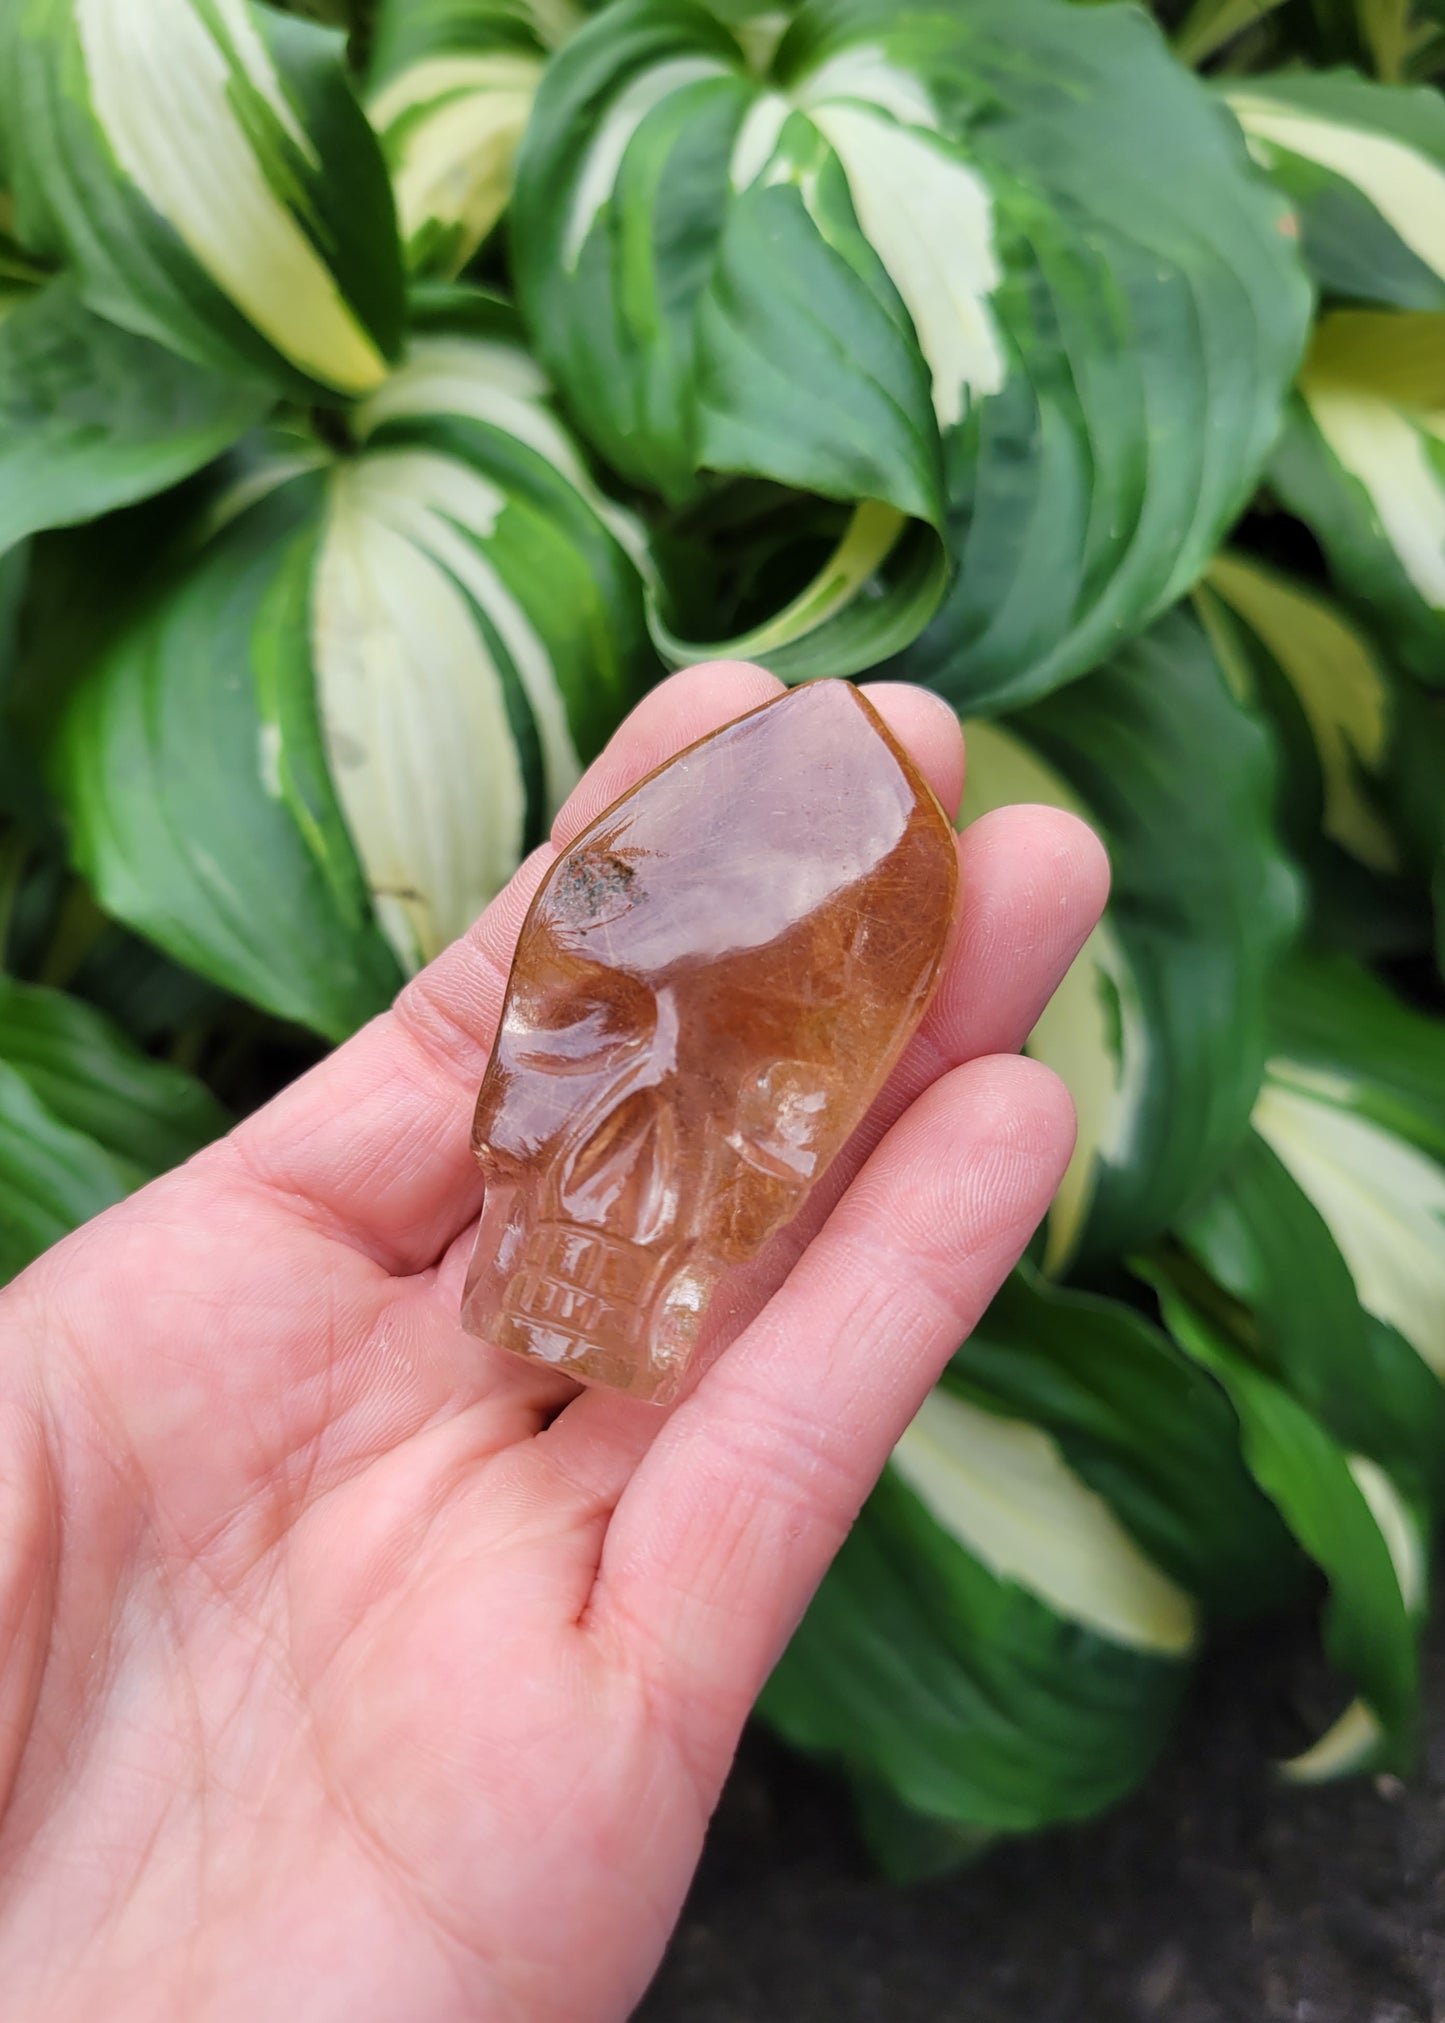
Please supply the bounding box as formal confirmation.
[0,663,1106,2022]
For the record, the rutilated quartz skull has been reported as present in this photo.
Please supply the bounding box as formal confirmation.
[461,680,958,1403]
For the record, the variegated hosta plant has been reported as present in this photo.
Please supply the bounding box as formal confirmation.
[52,290,651,1037]
[512,0,1311,696]
[2,0,1445,1880]
[367,0,583,278]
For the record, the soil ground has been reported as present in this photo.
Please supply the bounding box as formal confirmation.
[640,1602,1445,2022]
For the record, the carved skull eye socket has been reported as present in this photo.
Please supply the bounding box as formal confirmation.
[506,958,656,1077]
[732,1058,841,1182]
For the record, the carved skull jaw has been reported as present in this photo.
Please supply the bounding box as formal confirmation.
[462,1055,826,1405]
[462,1191,721,1403]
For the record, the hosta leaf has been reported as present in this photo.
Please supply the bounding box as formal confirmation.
[0,275,268,554]
[515,0,948,515]
[1270,310,1445,684]
[1196,551,1445,955]
[1162,950,1445,1574]
[1270,946,1445,1162]
[0,975,230,1179]
[515,0,1308,698]
[762,1388,1196,1847]
[1199,552,1436,873]
[958,608,1299,1271]
[47,293,651,1034]
[844,1776,993,1886]
[51,474,407,1040]
[0,1059,136,1279]
[0,978,230,1280]
[1251,957,1445,1390]
[1,0,404,397]
[1154,1279,1426,1781]
[1173,0,1289,68]
[1173,1127,1445,1498]
[367,1,569,276]
[1229,71,1445,310]
[950,1268,1303,1622]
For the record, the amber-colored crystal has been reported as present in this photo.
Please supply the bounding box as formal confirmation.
[460,680,958,1403]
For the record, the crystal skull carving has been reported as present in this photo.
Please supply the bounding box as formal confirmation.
[461,680,958,1403]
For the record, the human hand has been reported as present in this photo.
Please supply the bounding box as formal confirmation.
[0,662,1107,2022]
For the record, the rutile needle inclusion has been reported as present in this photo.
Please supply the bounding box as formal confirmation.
[460,680,958,1404]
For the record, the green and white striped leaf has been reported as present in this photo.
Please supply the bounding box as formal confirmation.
[958,608,1299,1271]
[1196,551,1445,954]
[514,0,1309,698]
[1229,71,1445,310]
[48,291,652,1036]
[0,0,404,397]
[1154,1279,1426,1781]
[1270,310,1445,684]
[368,1,575,277]
[1163,950,1445,1554]
[888,1388,1196,1658]
[1173,1126,1445,1500]
[1271,946,1445,1161]
[762,1381,1198,1852]
[950,1268,1304,1622]
[1253,953,1445,1391]
[0,275,268,555]
[0,976,231,1282]
[50,471,407,1040]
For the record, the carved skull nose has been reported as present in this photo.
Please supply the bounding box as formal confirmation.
[559,1087,681,1245]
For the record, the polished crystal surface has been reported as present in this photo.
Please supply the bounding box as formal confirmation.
[460,681,958,1403]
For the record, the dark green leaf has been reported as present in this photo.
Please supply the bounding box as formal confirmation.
[1174,1128,1445,1497]
[1154,1278,1426,1779]
[0,974,230,1176]
[0,1056,134,1279]
[846,1773,995,1884]
[1271,947,1445,1168]
[0,277,267,554]
[0,979,231,1281]
[1196,552,1445,961]
[959,607,1301,1267]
